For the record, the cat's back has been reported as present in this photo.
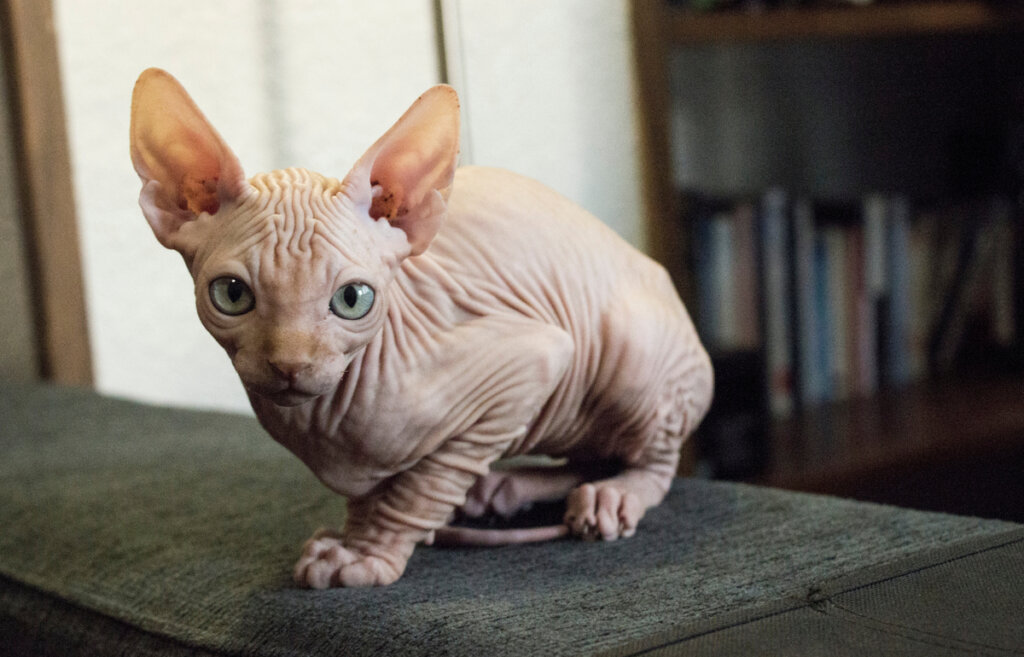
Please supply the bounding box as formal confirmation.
[426,166,664,302]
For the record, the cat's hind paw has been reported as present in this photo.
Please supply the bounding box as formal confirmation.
[564,483,645,541]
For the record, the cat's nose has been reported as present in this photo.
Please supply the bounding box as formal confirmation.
[268,359,311,383]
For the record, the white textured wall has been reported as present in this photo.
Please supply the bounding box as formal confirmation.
[56,0,643,412]
[450,0,644,247]
[55,0,439,412]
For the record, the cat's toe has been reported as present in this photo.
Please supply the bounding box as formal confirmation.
[335,555,403,587]
[565,483,598,539]
[293,533,356,588]
[565,483,643,541]
[293,532,405,588]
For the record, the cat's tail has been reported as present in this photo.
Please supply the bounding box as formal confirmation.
[427,523,569,547]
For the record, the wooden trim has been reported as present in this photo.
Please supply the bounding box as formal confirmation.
[0,0,92,385]
[668,1,1024,45]
[631,0,692,305]
[631,0,699,476]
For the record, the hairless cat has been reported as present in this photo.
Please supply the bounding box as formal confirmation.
[129,68,713,588]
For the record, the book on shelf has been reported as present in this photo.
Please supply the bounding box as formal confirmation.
[760,189,794,419]
[928,197,1019,373]
[886,196,913,387]
[792,197,820,408]
[688,188,1020,422]
[692,196,761,353]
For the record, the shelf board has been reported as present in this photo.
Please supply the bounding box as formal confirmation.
[668,1,1024,45]
[754,376,1024,494]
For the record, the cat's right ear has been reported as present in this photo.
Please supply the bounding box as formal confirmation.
[129,68,246,252]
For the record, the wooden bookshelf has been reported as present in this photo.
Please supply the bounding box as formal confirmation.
[758,376,1024,492]
[755,376,1024,521]
[667,1,1024,45]
[632,1,1024,519]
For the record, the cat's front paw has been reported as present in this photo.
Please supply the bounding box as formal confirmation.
[293,528,404,588]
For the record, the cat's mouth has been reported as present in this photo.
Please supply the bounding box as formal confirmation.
[270,388,320,407]
[250,382,325,407]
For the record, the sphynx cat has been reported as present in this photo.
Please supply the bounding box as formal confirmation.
[129,68,713,588]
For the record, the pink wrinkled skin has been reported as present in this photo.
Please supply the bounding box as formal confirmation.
[129,68,713,588]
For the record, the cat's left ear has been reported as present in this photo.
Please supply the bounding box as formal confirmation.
[344,85,460,256]
[130,68,247,253]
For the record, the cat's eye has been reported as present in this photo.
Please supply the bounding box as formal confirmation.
[209,277,255,316]
[330,283,374,320]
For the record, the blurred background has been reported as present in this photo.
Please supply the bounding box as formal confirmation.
[3,0,1022,520]
[634,0,1024,521]
[1,0,643,413]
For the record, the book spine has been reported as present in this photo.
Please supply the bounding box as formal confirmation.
[990,198,1016,347]
[824,224,851,399]
[908,210,937,381]
[794,198,823,406]
[733,202,761,351]
[814,227,833,401]
[846,223,869,397]
[886,195,913,387]
[760,188,794,418]
[863,193,888,392]
[693,205,716,346]
[710,212,736,351]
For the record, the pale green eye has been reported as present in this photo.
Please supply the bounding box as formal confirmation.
[209,277,255,316]
[330,283,374,319]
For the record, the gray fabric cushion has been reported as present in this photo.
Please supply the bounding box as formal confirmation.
[601,530,1024,656]
[1,383,1021,656]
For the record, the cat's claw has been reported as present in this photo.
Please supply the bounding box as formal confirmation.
[293,529,402,588]
[564,483,644,541]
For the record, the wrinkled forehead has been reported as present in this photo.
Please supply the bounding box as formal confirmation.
[195,168,381,284]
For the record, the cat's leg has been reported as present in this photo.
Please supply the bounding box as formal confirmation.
[294,436,499,587]
[459,462,588,519]
[293,317,574,587]
[565,289,713,541]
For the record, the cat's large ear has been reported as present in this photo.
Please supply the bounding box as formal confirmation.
[129,68,246,252]
[344,85,460,256]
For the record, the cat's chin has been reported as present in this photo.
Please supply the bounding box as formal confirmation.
[268,391,322,407]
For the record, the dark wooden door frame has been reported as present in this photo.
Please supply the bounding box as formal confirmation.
[630,0,691,305]
[0,0,92,385]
